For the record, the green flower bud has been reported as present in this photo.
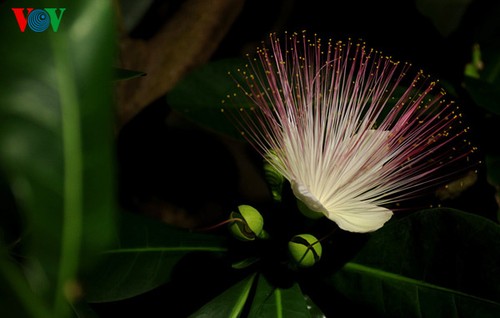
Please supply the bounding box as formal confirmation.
[288,234,322,268]
[228,205,264,241]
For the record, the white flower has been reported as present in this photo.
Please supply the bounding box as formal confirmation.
[226,32,476,233]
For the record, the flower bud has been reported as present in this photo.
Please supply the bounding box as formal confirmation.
[228,205,264,241]
[288,234,322,268]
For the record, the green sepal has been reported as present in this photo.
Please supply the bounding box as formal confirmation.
[288,234,322,268]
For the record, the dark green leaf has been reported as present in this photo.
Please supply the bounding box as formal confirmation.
[83,212,227,302]
[166,58,251,139]
[304,295,327,318]
[486,155,500,186]
[463,42,500,114]
[481,46,500,86]
[0,241,51,318]
[463,76,500,115]
[249,275,311,318]
[327,208,500,317]
[189,273,257,318]
[415,0,472,36]
[0,1,116,317]
[470,3,500,53]
[70,301,100,318]
[485,155,500,222]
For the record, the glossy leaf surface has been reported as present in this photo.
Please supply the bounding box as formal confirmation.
[189,273,257,318]
[327,209,500,317]
[249,275,311,318]
[83,212,228,303]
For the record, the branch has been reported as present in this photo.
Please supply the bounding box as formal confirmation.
[115,0,245,128]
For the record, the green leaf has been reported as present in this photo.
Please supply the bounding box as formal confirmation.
[483,49,500,86]
[83,212,228,302]
[166,58,251,139]
[485,155,500,221]
[189,273,257,318]
[248,275,311,318]
[0,241,52,318]
[304,295,327,318]
[0,1,116,317]
[327,208,500,317]
[70,301,100,318]
[464,44,483,79]
[463,76,500,115]
[486,155,500,186]
[415,0,473,36]
[463,42,500,115]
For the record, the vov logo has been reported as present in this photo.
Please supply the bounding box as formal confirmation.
[12,8,66,32]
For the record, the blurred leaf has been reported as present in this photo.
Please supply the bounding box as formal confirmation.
[486,155,500,186]
[0,173,21,247]
[0,0,116,317]
[435,170,478,201]
[463,42,500,114]
[464,44,483,79]
[485,155,500,221]
[114,68,146,81]
[416,0,472,36]
[0,241,51,318]
[327,208,500,317]
[189,273,257,317]
[482,49,500,86]
[166,58,251,140]
[83,212,228,303]
[70,301,100,318]
[118,0,154,33]
[470,2,500,46]
[463,76,500,115]
[248,275,311,318]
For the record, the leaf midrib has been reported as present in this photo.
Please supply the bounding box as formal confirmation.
[344,262,500,305]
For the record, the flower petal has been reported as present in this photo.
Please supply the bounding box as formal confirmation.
[324,201,393,233]
[291,181,328,214]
